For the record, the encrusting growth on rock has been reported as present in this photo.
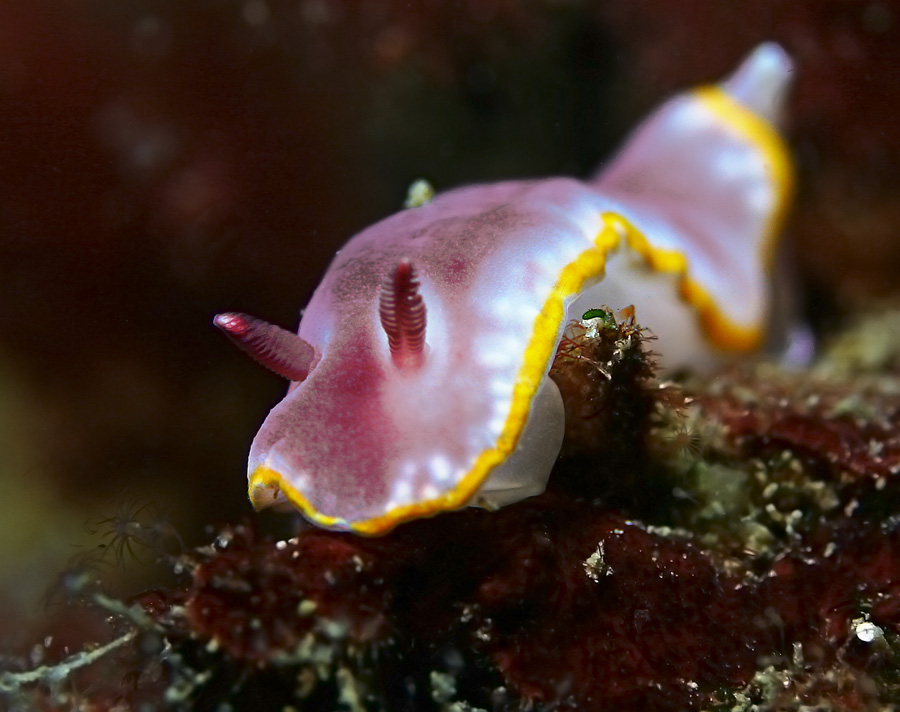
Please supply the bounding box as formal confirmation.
[10,306,900,711]
[550,306,658,457]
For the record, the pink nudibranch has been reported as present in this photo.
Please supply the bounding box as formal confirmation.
[216,43,795,535]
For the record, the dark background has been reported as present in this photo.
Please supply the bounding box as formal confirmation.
[2,0,899,630]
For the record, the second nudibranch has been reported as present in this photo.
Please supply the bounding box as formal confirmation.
[216,43,795,535]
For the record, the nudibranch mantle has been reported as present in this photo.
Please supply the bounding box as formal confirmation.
[219,43,794,535]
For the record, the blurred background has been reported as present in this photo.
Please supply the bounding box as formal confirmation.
[2,0,900,639]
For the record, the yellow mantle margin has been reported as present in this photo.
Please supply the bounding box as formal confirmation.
[250,86,793,535]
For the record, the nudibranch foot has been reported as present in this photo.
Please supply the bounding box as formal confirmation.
[473,375,565,509]
[214,312,316,382]
[220,42,796,536]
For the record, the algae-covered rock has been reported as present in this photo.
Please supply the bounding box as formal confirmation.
[7,306,900,711]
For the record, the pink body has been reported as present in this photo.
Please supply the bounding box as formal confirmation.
[221,43,795,535]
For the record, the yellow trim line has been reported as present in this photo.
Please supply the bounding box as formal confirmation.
[250,86,793,535]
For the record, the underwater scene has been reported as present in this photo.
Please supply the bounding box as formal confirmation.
[3,1,900,710]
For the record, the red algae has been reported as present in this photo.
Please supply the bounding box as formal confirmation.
[184,526,394,662]
[701,377,900,484]
[150,504,771,711]
[478,512,760,710]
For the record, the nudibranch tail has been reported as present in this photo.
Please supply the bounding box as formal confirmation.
[379,259,427,370]
[593,41,794,352]
[213,312,316,382]
[722,42,793,123]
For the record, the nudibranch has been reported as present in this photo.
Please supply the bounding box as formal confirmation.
[216,43,794,535]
